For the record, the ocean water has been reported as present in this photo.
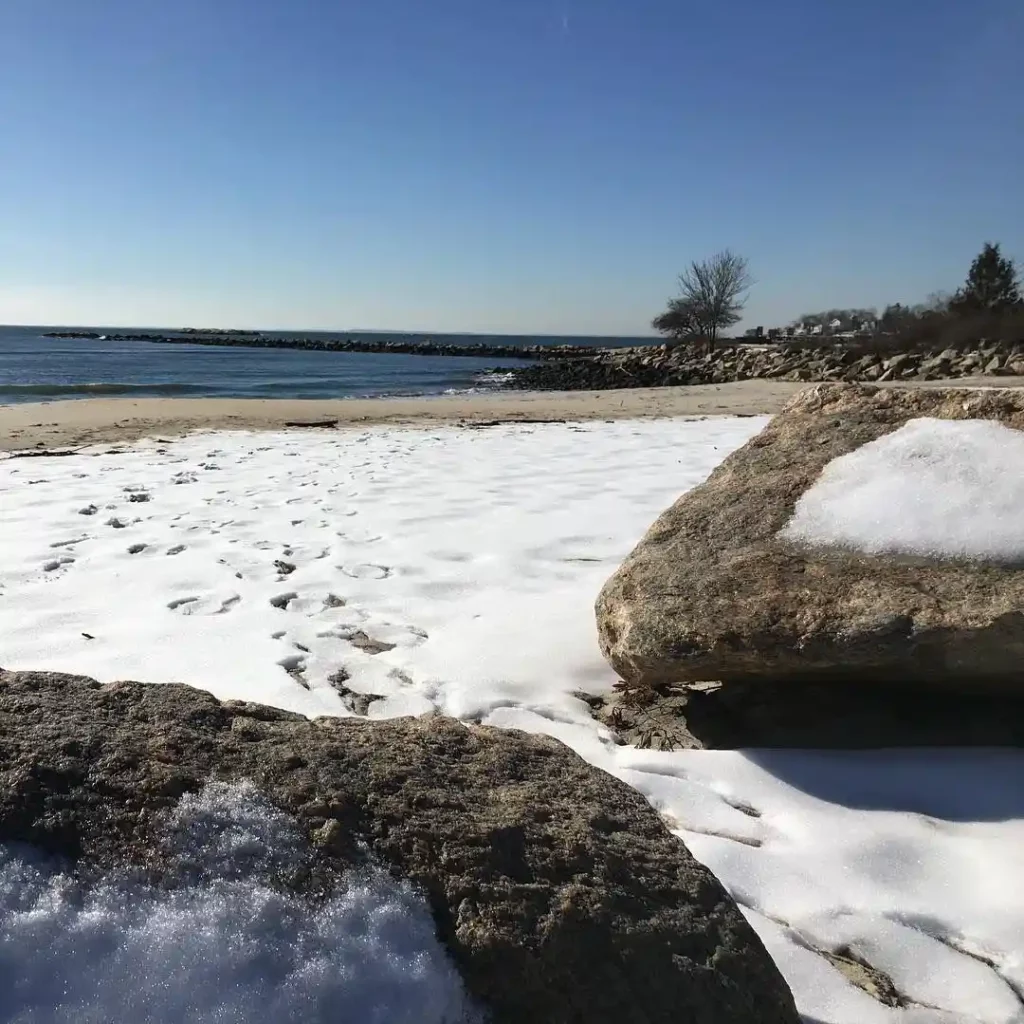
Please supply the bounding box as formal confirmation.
[0,326,646,403]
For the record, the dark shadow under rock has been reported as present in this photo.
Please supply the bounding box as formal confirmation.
[595,678,1024,750]
[0,668,799,1024]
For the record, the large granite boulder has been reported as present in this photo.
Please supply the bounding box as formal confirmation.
[0,669,799,1024]
[597,383,1024,691]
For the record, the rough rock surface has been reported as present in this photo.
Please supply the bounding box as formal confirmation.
[597,383,1024,691]
[507,337,1024,391]
[0,669,799,1024]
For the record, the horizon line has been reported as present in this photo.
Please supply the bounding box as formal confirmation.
[1,322,662,339]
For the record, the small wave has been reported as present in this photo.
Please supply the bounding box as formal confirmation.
[0,382,207,398]
[440,371,515,396]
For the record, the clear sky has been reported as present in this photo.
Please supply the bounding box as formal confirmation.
[1,0,1021,335]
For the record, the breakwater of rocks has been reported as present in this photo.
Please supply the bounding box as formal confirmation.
[502,339,1024,390]
[43,329,1024,390]
[42,331,600,362]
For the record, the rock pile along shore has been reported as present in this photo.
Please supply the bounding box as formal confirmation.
[505,338,1024,390]
[42,329,1024,390]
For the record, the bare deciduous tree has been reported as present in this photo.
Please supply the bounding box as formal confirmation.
[652,250,752,351]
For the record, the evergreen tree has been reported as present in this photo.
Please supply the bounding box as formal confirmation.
[950,242,1022,314]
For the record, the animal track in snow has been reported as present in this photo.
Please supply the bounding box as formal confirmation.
[43,556,75,572]
[269,591,299,610]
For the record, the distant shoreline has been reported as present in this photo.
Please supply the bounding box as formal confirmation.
[38,329,631,362]
[4,377,1023,452]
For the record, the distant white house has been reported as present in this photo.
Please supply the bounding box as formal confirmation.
[828,318,843,333]
[810,324,824,336]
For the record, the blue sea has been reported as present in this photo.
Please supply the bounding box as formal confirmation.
[0,326,649,403]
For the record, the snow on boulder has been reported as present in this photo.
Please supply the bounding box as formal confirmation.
[597,383,1024,692]
[780,416,1024,562]
[0,669,799,1024]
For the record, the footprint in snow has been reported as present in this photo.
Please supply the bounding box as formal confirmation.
[167,593,241,615]
[347,631,397,655]
[43,556,75,572]
[340,564,391,580]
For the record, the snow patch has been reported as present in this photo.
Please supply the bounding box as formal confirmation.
[780,417,1024,561]
[0,781,481,1024]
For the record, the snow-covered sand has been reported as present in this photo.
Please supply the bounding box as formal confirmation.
[2,418,1022,1023]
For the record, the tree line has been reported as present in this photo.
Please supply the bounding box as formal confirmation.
[653,242,1023,352]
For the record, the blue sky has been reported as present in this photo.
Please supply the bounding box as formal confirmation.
[1,0,1021,335]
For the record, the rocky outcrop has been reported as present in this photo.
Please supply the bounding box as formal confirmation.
[0,669,799,1024]
[506,338,1024,390]
[596,383,1024,692]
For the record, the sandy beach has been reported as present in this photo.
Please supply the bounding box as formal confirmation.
[4,376,1024,452]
